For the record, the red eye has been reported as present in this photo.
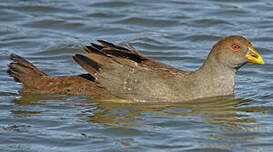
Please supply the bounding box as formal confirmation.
[232,44,239,50]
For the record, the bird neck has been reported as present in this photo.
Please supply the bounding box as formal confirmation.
[196,55,237,96]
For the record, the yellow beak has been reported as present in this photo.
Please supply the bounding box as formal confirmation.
[245,44,264,64]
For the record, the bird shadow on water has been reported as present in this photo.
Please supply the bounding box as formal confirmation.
[10,94,266,142]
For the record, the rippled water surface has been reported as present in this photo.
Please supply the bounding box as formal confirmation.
[1,0,273,151]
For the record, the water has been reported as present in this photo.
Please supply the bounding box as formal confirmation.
[0,0,273,151]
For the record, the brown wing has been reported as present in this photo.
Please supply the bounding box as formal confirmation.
[73,40,185,102]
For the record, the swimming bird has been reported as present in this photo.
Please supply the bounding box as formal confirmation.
[7,35,264,102]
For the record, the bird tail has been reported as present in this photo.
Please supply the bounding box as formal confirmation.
[7,54,47,83]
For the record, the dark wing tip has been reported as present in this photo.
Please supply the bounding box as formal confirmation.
[73,54,101,75]
[97,40,116,48]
